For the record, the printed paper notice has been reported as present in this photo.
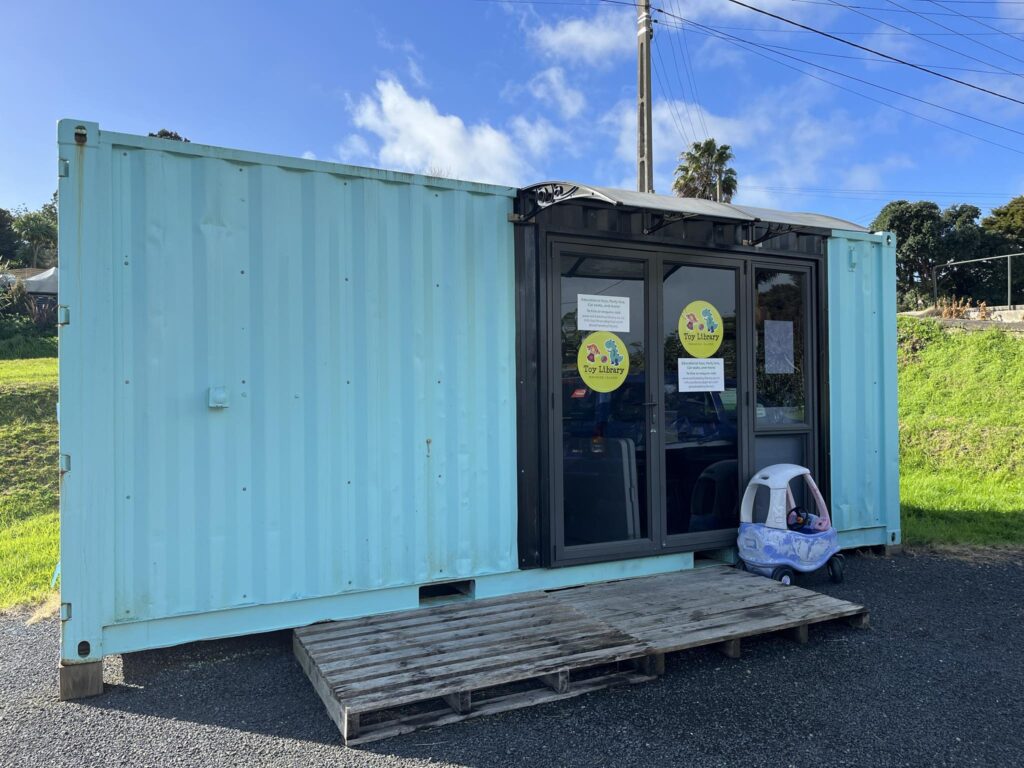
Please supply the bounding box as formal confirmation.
[577,294,629,332]
[765,320,795,374]
[678,358,724,392]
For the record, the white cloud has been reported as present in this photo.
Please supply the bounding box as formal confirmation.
[531,9,634,67]
[349,78,532,185]
[335,134,371,164]
[602,97,754,194]
[599,78,876,209]
[840,155,914,192]
[511,115,570,159]
[529,67,585,119]
[301,150,317,160]
[407,57,427,88]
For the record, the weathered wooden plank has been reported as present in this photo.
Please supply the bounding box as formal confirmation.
[344,668,655,746]
[58,661,103,700]
[293,633,349,737]
[313,608,603,669]
[330,630,641,701]
[443,690,472,714]
[539,669,569,693]
[296,563,870,745]
[341,641,652,712]
[788,624,810,644]
[296,591,545,643]
[718,638,742,659]
[846,611,869,628]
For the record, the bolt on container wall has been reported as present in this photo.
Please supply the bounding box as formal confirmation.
[826,229,900,548]
[57,120,519,664]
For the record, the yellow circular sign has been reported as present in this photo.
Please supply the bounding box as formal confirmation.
[577,331,630,393]
[678,300,724,358]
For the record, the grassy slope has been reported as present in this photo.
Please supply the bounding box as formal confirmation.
[898,318,1024,546]
[0,357,59,609]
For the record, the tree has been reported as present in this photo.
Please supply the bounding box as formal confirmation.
[148,129,190,142]
[872,200,1002,307]
[12,191,58,269]
[672,139,738,202]
[982,195,1024,250]
[0,208,19,265]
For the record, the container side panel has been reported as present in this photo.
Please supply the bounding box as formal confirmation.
[58,120,118,663]
[826,231,900,544]
[66,125,517,633]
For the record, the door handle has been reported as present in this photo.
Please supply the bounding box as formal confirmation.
[643,402,658,434]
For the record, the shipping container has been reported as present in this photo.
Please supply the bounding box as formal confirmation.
[56,120,898,686]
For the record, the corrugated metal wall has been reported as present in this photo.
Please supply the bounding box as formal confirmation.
[59,121,518,661]
[827,230,901,546]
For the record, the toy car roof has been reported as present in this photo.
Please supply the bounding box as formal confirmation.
[748,463,811,489]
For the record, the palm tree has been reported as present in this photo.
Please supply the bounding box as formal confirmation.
[672,139,738,202]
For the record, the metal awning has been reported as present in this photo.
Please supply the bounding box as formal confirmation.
[519,181,869,234]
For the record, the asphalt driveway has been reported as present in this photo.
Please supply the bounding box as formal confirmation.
[2,550,1022,767]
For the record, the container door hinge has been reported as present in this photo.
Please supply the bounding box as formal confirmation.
[58,159,70,178]
[57,306,71,326]
[60,603,72,621]
[59,454,71,473]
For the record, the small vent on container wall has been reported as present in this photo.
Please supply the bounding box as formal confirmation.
[419,580,475,606]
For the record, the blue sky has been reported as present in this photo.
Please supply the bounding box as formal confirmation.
[2,0,1023,226]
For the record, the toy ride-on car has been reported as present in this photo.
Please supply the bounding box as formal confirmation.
[735,463,845,585]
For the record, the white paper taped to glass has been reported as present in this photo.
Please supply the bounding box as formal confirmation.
[678,358,724,392]
[765,319,795,374]
[577,294,629,332]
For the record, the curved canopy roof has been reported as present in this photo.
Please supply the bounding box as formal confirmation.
[521,181,869,234]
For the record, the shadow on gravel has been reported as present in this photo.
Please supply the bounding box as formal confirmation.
[75,629,341,747]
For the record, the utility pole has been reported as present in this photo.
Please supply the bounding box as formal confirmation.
[637,0,654,194]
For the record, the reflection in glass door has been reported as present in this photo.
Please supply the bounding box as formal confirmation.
[559,255,649,548]
[662,263,740,537]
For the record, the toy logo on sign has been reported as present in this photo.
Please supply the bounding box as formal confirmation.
[678,300,724,358]
[577,331,629,393]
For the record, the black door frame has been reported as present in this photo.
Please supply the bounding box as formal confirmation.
[540,236,824,568]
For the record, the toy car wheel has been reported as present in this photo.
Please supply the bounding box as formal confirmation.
[771,566,795,586]
[827,555,845,584]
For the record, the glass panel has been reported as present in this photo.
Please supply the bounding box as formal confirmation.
[560,256,648,546]
[662,264,740,536]
[755,269,807,426]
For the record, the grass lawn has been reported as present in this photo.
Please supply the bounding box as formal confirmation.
[0,357,59,610]
[898,318,1024,547]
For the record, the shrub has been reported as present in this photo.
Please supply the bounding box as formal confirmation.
[896,316,944,363]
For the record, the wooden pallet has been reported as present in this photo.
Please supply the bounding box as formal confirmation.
[294,566,868,745]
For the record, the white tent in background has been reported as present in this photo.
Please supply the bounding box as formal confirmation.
[22,267,57,295]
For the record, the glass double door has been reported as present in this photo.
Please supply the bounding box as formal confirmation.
[555,247,745,562]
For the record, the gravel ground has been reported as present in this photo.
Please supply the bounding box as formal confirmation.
[2,550,1023,768]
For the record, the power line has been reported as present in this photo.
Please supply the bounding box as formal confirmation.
[925,0,1024,43]
[704,25,1024,36]
[818,0,1024,78]
[788,0,1024,20]
[754,39,1024,75]
[658,0,702,141]
[745,185,1015,199]
[653,14,1024,156]
[879,0,1024,69]
[670,0,711,138]
[651,33,694,148]
[656,15,1024,139]
[710,0,1024,104]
